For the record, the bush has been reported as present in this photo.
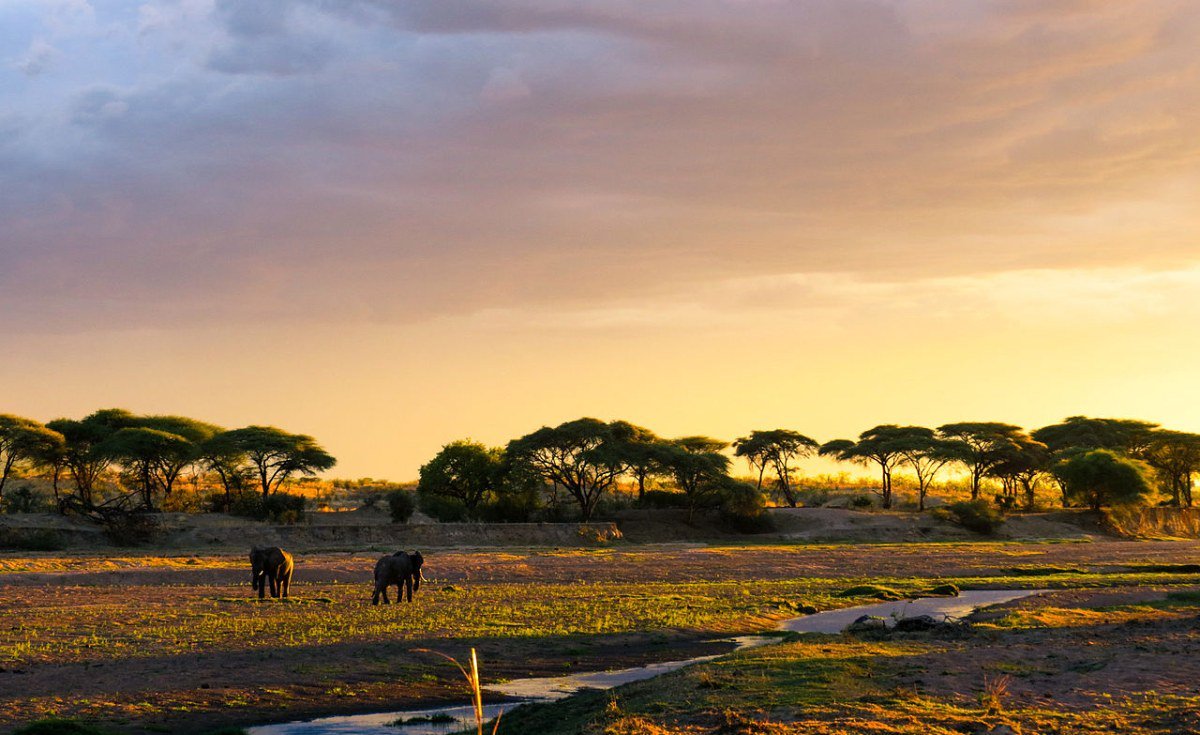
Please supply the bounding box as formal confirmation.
[228,492,306,523]
[850,495,873,509]
[477,488,541,523]
[418,492,469,522]
[837,584,904,600]
[638,490,690,509]
[101,511,163,546]
[2,484,46,514]
[0,528,66,551]
[386,489,416,523]
[717,480,774,534]
[941,499,1006,535]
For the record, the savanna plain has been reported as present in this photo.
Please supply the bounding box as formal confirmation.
[4,538,1200,735]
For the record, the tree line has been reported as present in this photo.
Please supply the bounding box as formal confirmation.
[417,416,1197,521]
[0,409,335,515]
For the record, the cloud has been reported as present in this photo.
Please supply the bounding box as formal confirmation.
[0,0,1198,335]
[15,38,60,76]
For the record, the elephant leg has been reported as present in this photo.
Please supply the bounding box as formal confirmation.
[382,586,391,604]
[372,582,381,605]
[269,573,279,598]
[281,572,290,598]
[404,577,413,603]
[257,576,266,600]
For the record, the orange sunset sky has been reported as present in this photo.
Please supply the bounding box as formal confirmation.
[2,1,1198,479]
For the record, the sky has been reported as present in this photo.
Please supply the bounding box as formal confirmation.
[2,0,1199,480]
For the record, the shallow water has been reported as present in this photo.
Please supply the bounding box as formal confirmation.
[248,589,1043,735]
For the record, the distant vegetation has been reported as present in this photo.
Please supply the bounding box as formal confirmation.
[0,409,334,522]
[1,412,1197,526]
[413,416,1198,522]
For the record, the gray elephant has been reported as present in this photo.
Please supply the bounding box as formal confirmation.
[250,546,294,599]
[372,550,424,605]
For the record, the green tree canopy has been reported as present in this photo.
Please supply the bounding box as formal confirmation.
[418,440,504,513]
[937,422,1029,500]
[99,427,195,510]
[819,426,911,509]
[506,417,626,521]
[0,414,65,503]
[1033,416,1159,456]
[988,436,1052,510]
[46,409,137,506]
[732,429,819,507]
[214,426,337,501]
[610,421,670,501]
[889,426,957,511]
[1141,430,1200,507]
[660,436,731,520]
[1054,449,1154,511]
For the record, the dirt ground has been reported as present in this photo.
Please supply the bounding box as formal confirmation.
[3,540,1200,734]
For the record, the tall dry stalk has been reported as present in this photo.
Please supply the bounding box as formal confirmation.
[414,647,503,735]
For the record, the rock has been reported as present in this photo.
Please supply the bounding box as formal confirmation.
[926,583,961,597]
[796,604,819,615]
[844,615,888,634]
[893,614,941,632]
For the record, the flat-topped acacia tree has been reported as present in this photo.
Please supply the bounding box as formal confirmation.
[819,426,911,509]
[0,414,65,504]
[506,418,626,521]
[937,422,1029,501]
[209,426,336,501]
[732,429,819,507]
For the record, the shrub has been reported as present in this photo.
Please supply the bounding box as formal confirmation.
[101,512,163,546]
[2,484,45,514]
[942,499,1006,535]
[838,584,904,600]
[228,492,306,523]
[850,495,873,509]
[0,528,66,551]
[264,493,306,524]
[638,490,690,509]
[418,492,469,522]
[477,489,540,523]
[717,479,774,534]
[386,489,416,523]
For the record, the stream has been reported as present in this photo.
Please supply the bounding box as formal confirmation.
[248,589,1043,735]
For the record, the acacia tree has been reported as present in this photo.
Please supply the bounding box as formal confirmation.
[660,436,731,520]
[1141,430,1200,507]
[732,429,819,507]
[611,421,670,501]
[0,415,65,504]
[215,426,337,501]
[1033,417,1159,456]
[890,427,956,512]
[937,423,1027,501]
[506,418,626,521]
[819,426,909,509]
[418,440,504,514]
[1054,449,1154,511]
[46,409,137,507]
[136,416,221,498]
[99,427,194,510]
[989,437,1051,510]
[200,434,251,511]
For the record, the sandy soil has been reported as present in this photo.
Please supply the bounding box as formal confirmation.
[4,541,1200,734]
[5,539,1200,587]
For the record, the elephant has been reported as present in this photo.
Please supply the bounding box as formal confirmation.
[372,550,424,605]
[250,546,294,599]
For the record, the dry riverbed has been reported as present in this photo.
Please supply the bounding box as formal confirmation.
[3,540,1200,734]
